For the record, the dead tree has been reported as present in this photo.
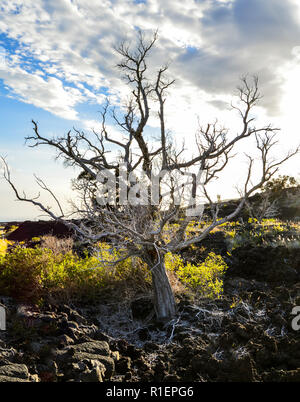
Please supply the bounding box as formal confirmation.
[2,31,299,321]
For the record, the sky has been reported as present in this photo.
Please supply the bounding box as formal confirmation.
[0,0,300,221]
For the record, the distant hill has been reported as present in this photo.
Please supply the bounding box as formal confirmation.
[215,185,300,220]
[6,220,76,242]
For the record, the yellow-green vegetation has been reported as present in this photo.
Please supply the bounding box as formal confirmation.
[161,220,206,244]
[2,225,18,236]
[0,243,150,304]
[165,251,227,298]
[31,237,41,242]
[8,225,19,233]
[0,225,16,256]
[0,234,228,304]
[161,217,300,252]
[1,216,298,305]
[0,240,8,257]
[0,239,14,257]
[223,218,300,250]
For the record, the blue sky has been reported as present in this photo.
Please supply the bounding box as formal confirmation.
[0,0,300,221]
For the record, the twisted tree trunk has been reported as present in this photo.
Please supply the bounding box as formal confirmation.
[144,250,176,322]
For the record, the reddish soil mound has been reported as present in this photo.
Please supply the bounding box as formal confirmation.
[6,220,75,242]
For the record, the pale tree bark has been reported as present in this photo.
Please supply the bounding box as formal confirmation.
[143,249,176,321]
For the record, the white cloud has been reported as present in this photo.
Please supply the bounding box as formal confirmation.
[0,0,299,120]
[1,0,300,220]
[0,62,84,119]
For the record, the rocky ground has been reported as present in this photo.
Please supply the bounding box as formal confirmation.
[0,242,299,382]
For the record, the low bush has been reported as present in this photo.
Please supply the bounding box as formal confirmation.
[224,218,300,250]
[0,239,13,257]
[0,243,150,304]
[0,235,228,305]
[165,251,227,298]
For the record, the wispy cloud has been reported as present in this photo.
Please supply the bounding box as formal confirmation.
[0,0,299,121]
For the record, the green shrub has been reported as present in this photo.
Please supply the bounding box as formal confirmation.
[0,243,150,304]
[0,240,229,304]
[224,218,296,250]
[0,239,9,256]
[165,251,227,298]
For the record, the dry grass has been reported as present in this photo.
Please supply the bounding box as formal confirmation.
[167,269,186,294]
[40,235,74,254]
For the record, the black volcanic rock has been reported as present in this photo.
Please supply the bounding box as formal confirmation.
[6,220,76,242]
